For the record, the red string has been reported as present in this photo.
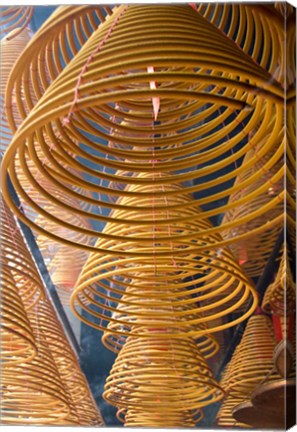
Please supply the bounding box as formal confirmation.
[63,5,128,126]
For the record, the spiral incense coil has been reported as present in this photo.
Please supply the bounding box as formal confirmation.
[222,314,280,398]
[103,331,224,426]
[102,317,220,359]
[197,3,294,87]
[12,144,94,301]
[5,5,112,131]
[216,395,251,428]
[222,143,285,278]
[0,27,32,153]
[26,298,104,426]
[118,407,204,427]
[0,7,33,40]
[1,196,104,425]
[262,248,296,316]
[2,4,286,255]
[72,171,257,338]
[2,299,75,424]
[0,264,37,366]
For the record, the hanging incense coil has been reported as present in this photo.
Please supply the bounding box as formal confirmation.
[103,330,224,426]
[216,395,251,428]
[102,322,220,359]
[72,172,257,338]
[0,27,32,153]
[262,248,296,316]
[5,5,112,131]
[118,407,204,427]
[11,142,94,303]
[25,298,104,426]
[222,143,285,278]
[1,196,104,425]
[2,4,286,255]
[1,295,75,424]
[222,313,280,398]
[0,7,33,40]
[197,3,294,87]
[0,264,37,366]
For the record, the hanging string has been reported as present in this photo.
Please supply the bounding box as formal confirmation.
[63,5,128,126]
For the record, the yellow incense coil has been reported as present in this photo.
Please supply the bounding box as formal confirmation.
[0,264,37,366]
[0,7,34,40]
[222,314,280,398]
[102,321,220,359]
[5,5,111,131]
[216,395,251,428]
[222,143,285,278]
[1,196,104,425]
[2,4,286,255]
[103,331,224,426]
[262,248,296,315]
[1,300,75,424]
[72,172,257,339]
[0,27,32,96]
[27,299,104,426]
[0,27,32,153]
[118,407,204,427]
[198,3,294,87]
[12,143,94,303]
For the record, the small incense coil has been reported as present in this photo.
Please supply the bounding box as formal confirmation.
[0,27,32,153]
[222,314,280,398]
[1,196,104,425]
[103,330,224,426]
[118,407,204,427]
[0,27,32,96]
[72,172,257,338]
[222,143,285,278]
[1,295,75,424]
[262,248,296,316]
[216,395,251,428]
[2,4,286,255]
[0,264,37,365]
[28,299,104,426]
[0,7,34,40]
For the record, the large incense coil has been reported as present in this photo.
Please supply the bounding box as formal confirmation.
[262,248,296,315]
[216,395,251,428]
[0,264,37,365]
[222,144,285,278]
[72,172,257,338]
[2,5,287,255]
[103,331,224,425]
[197,3,294,88]
[0,7,33,40]
[222,314,280,398]
[4,5,111,131]
[118,407,204,427]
